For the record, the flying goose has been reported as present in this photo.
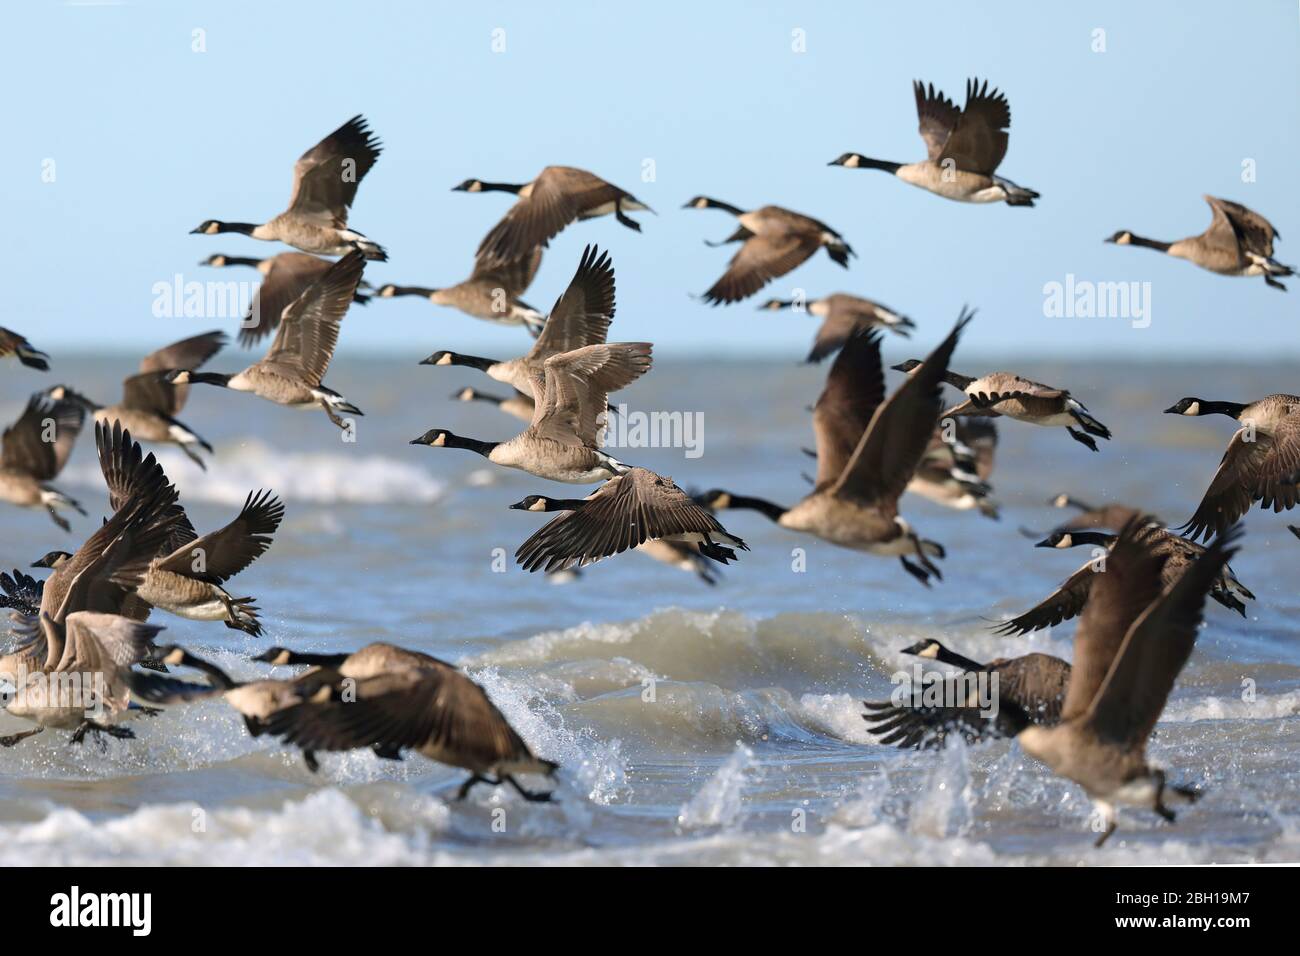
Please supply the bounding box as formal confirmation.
[131,644,559,800]
[0,611,166,747]
[410,341,652,484]
[201,252,372,348]
[906,418,999,519]
[509,467,749,572]
[1018,494,1151,541]
[1016,517,1240,847]
[0,393,86,530]
[1165,394,1300,541]
[0,328,49,371]
[191,115,386,260]
[1106,196,1293,290]
[993,526,1254,635]
[830,78,1039,206]
[31,423,285,636]
[459,166,651,268]
[49,331,225,469]
[862,638,1070,749]
[759,294,915,361]
[419,245,617,399]
[698,312,972,585]
[169,251,367,429]
[452,386,535,424]
[685,198,855,305]
[377,247,545,335]
[892,361,1112,452]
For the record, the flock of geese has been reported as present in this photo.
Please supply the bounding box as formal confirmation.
[1,77,1296,844]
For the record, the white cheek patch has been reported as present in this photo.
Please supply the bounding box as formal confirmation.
[1183,402,1200,416]
[436,354,453,366]
[432,434,447,446]
[918,644,940,659]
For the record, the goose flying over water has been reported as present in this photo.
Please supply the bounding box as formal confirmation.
[759,294,915,361]
[459,166,651,268]
[378,247,545,335]
[169,251,367,429]
[411,341,651,484]
[0,393,86,530]
[49,331,225,469]
[1166,393,1300,541]
[0,328,49,371]
[1016,517,1240,847]
[201,252,372,348]
[698,311,972,585]
[510,467,749,573]
[830,78,1039,206]
[1107,196,1293,290]
[191,115,386,260]
[862,638,1070,749]
[893,361,1112,452]
[906,418,999,519]
[686,198,855,305]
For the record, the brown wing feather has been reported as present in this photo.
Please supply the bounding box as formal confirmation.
[284,115,382,227]
[937,78,1011,176]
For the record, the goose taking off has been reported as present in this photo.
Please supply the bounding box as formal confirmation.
[993,526,1254,635]
[49,331,225,469]
[0,328,49,371]
[411,341,651,484]
[907,418,999,519]
[201,252,372,348]
[1016,517,1240,847]
[759,294,915,362]
[1107,196,1293,290]
[686,198,855,305]
[0,393,86,531]
[169,251,367,430]
[830,78,1039,206]
[191,115,386,260]
[419,246,618,399]
[378,247,545,335]
[698,310,973,585]
[459,166,651,268]
[1165,394,1300,541]
[130,644,559,801]
[862,639,1070,749]
[893,361,1111,452]
[509,467,749,573]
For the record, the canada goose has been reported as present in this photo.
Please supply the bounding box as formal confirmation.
[0,611,166,747]
[759,294,915,361]
[1106,196,1293,290]
[699,312,972,585]
[201,252,372,348]
[862,638,1070,749]
[993,526,1254,635]
[377,247,545,335]
[1018,494,1151,541]
[830,78,1039,206]
[169,251,367,429]
[0,328,49,371]
[45,422,284,636]
[634,539,724,586]
[132,644,559,800]
[1016,517,1240,847]
[459,166,651,268]
[411,342,651,484]
[191,115,386,260]
[452,386,536,424]
[0,393,86,531]
[685,198,855,305]
[907,418,999,519]
[893,361,1111,452]
[1164,394,1300,541]
[509,467,749,572]
[49,331,225,469]
[419,245,618,400]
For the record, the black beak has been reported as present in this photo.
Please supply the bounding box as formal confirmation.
[418,355,439,365]
[1033,538,1054,548]
[889,363,907,373]
[508,501,528,510]
[1103,236,1117,243]
[408,437,426,445]
[189,226,206,234]
[1162,404,1180,414]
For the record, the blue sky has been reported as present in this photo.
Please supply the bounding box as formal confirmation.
[3,0,1297,359]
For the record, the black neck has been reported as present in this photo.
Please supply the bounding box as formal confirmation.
[1199,400,1248,419]
[221,256,263,267]
[189,372,232,387]
[444,433,501,457]
[281,651,350,668]
[182,653,240,690]
[1057,496,1093,513]
[943,371,975,390]
[1063,531,1115,548]
[388,285,439,298]
[543,498,589,511]
[1127,234,1172,253]
[450,353,496,372]
[215,222,259,236]
[930,643,984,671]
[720,493,786,523]
[853,156,902,174]
[702,198,745,216]
[479,182,524,194]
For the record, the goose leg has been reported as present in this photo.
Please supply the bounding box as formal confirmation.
[69,721,135,747]
[321,401,347,430]
[504,775,554,803]
[303,750,320,772]
[1094,820,1118,848]
[1264,275,1287,291]
[178,442,208,471]
[899,555,932,587]
[1066,427,1099,452]
[46,507,70,533]
[0,727,43,747]
[614,199,641,232]
[456,773,493,800]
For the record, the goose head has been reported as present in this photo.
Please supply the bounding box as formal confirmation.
[1104,230,1133,245]
[509,495,558,513]
[1035,531,1076,549]
[900,639,943,659]
[451,179,485,192]
[31,550,72,569]
[1163,397,1205,416]
[890,359,924,374]
[190,219,224,235]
